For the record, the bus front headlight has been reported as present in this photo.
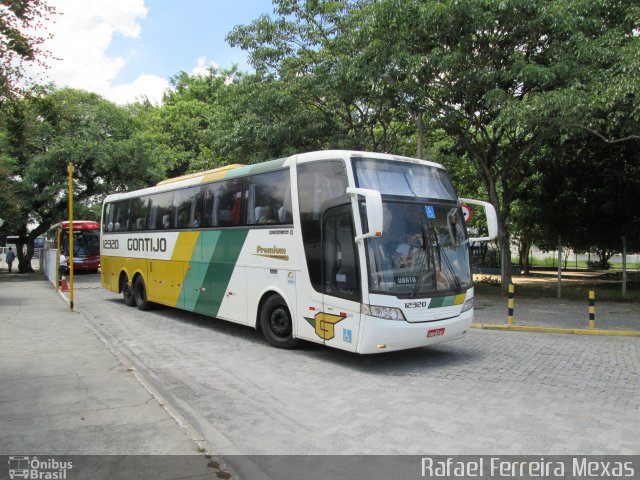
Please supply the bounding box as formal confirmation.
[362,304,406,321]
[461,297,474,313]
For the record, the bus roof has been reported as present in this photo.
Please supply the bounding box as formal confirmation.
[54,221,100,231]
[156,163,245,186]
[294,150,445,170]
[103,150,446,203]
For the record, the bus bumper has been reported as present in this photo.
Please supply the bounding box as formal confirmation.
[356,309,473,354]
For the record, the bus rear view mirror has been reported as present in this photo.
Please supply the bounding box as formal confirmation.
[346,187,383,243]
[459,198,498,242]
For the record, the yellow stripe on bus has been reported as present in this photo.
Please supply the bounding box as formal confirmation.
[171,231,200,263]
[156,164,244,186]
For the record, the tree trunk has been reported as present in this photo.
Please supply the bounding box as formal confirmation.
[557,235,562,299]
[498,225,512,294]
[16,239,35,273]
[523,242,531,275]
[518,241,531,275]
[622,236,627,298]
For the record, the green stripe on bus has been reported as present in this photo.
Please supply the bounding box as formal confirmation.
[429,297,445,308]
[224,158,287,179]
[189,229,249,317]
[182,230,220,311]
[428,293,466,309]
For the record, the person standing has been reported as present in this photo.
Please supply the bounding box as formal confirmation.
[59,251,68,279]
[6,247,16,273]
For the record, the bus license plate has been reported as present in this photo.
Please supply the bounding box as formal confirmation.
[427,328,445,338]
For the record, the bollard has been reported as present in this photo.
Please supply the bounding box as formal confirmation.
[507,283,515,326]
[588,290,596,329]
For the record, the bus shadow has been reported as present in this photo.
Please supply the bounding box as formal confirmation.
[302,341,482,375]
[105,299,268,345]
[104,298,481,372]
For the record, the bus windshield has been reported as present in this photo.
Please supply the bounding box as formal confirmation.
[364,202,471,297]
[353,157,457,200]
[353,158,472,297]
[70,230,100,257]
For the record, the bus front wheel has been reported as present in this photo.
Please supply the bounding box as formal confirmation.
[134,276,151,311]
[259,295,301,349]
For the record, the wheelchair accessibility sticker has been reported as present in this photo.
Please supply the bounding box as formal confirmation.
[343,328,352,343]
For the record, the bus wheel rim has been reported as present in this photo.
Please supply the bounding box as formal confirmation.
[270,308,290,337]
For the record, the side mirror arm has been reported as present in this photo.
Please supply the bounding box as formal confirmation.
[346,187,383,243]
[460,198,498,242]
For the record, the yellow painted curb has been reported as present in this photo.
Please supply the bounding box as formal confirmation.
[471,323,640,337]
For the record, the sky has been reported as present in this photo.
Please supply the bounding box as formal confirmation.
[32,0,275,104]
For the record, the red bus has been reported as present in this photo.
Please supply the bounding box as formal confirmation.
[46,221,101,272]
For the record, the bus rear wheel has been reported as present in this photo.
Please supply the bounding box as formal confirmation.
[121,276,135,307]
[260,295,301,349]
[134,276,151,311]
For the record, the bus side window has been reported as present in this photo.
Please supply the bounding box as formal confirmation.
[206,178,244,227]
[246,170,290,225]
[148,192,173,230]
[113,199,130,232]
[128,197,148,231]
[278,185,293,223]
[230,180,244,225]
[174,187,198,229]
[102,203,113,232]
[148,204,158,230]
[191,187,204,228]
[203,181,233,227]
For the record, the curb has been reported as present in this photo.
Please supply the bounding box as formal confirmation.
[471,323,640,337]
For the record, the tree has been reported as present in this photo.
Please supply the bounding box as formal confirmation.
[504,0,640,145]
[150,65,338,171]
[226,0,411,155]
[210,73,335,165]
[518,134,640,268]
[0,87,163,271]
[0,0,56,101]
[363,0,639,291]
[0,155,19,237]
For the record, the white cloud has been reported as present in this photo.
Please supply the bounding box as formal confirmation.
[191,56,220,77]
[107,74,169,105]
[32,0,169,104]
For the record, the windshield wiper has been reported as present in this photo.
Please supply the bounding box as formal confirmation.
[432,227,462,294]
[411,221,435,298]
[412,220,463,296]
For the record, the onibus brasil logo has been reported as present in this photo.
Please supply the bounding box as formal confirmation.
[8,456,73,479]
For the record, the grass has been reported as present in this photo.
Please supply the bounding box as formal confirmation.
[512,256,640,270]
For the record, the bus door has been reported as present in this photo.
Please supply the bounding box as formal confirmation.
[320,205,361,352]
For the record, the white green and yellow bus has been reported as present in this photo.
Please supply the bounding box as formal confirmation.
[100,150,497,354]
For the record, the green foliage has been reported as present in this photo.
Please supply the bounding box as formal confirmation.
[0,87,163,270]
[0,0,56,100]
[2,0,638,278]
[227,0,412,154]
[357,0,640,289]
[517,133,640,259]
[499,0,640,144]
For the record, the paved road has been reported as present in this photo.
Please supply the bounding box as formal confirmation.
[72,274,640,458]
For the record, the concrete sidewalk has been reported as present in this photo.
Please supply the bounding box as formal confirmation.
[0,273,231,478]
[474,293,640,332]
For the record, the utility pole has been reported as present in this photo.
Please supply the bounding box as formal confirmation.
[68,162,74,310]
